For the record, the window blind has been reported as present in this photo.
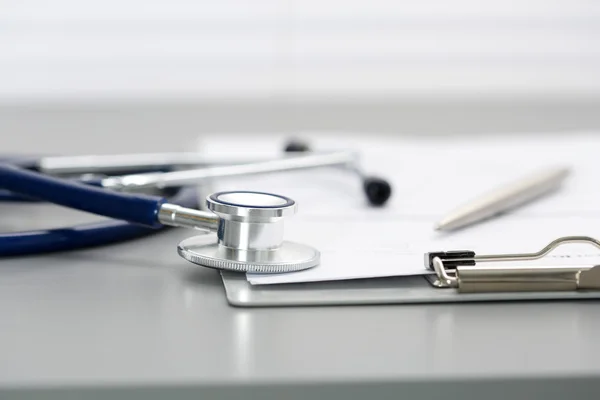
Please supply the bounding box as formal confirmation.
[2,0,599,100]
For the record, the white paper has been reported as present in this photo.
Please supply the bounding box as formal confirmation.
[198,132,600,285]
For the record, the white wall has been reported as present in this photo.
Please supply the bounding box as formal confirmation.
[2,0,600,102]
[2,0,600,152]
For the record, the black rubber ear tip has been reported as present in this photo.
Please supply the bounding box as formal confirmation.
[363,177,392,206]
[284,140,311,153]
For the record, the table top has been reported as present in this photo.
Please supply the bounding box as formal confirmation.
[2,195,600,399]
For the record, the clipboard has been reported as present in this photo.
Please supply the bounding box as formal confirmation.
[221,235,600,307]
[220,272,600,307]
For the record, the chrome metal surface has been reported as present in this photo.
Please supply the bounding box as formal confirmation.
[431,236,600,293]
[39,152,251,175]
[578,266,600,289]
[434,166,571,231]
[177,235,320,273]
[207,191,296,250]
[217,192,289,207]
[216,219,284,251]
[456,264,592,293]
[168,190,314,273]
[475,235,600,263]
[431,257,458,288]
[423,274,448,288]
[207,191,296,220]
[157,203,219,231]
[101,151,358,191]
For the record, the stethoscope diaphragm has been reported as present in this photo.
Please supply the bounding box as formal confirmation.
[176,191,320,273]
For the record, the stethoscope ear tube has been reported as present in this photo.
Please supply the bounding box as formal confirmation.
[0,220,156,257]
[0,144,393,260]
[0,186,200,257]
[0,164,166,227]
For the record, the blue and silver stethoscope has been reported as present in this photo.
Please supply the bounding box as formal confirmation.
[0,141,391,273]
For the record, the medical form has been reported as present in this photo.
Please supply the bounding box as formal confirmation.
[199,132,600,285]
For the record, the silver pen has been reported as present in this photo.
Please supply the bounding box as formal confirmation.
[434,166,572,231]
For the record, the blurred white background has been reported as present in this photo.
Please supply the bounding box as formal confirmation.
[1,0,600,153]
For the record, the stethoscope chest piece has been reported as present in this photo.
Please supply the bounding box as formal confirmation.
[177,191,320,273]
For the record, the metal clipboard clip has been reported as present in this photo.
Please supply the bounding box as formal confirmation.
[424,236,600,293]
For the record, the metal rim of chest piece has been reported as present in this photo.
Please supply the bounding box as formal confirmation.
[177,235,320,273]
[177,190,321,273]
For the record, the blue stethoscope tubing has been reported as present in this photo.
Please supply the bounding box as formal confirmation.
[0,162,199,256]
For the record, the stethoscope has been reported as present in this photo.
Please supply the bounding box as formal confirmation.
[0,141,391,273]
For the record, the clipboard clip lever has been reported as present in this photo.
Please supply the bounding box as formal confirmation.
[424,236,600,293]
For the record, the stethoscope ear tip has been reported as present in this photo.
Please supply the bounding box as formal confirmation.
[283,138,392,206]
[284,140,311,153]
[363,177,392,206]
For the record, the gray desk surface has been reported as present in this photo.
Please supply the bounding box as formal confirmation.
[2,200,600,399]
